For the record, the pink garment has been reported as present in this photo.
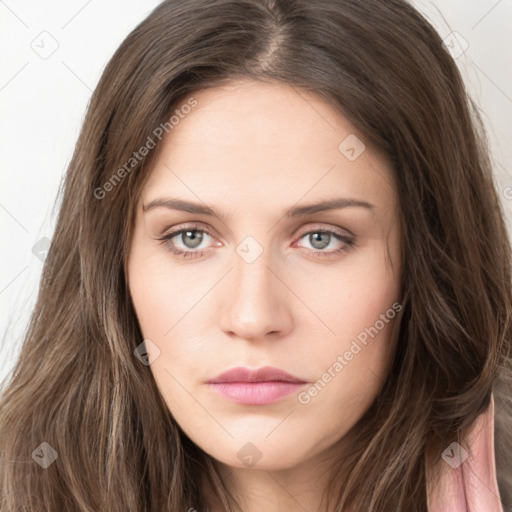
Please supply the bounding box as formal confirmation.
[426,393,504,511]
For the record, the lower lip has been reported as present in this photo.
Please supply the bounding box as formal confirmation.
[208,381,306,405]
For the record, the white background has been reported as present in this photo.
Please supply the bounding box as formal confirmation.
[1,0,511,384]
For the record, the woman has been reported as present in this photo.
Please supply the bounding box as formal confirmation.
[1,0,510,510]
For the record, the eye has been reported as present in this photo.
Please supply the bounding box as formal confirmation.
[156,224,216,258]
[155,223,355,259]
[293,226,355,258]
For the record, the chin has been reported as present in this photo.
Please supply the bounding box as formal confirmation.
[200,438,311,472]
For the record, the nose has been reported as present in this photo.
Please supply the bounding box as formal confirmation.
[219,251,294,342]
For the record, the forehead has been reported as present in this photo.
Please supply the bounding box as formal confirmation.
[142,79,397,217]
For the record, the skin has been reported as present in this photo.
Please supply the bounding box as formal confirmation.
[127,78,402,512]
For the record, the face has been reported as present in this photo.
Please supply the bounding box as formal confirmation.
[127,78,402,473]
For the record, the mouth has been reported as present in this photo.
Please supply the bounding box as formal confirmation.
[206,366,308,405]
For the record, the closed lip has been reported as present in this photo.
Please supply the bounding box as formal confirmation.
[206,366,307,384]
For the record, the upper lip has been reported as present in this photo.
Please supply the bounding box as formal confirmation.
[207,366,307,384]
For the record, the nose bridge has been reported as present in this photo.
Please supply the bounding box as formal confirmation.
[234,249,274,304]
[219,240,292,339]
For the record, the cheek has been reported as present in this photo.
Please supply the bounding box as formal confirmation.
[294,252,400,439]
[128,243,201,339]
[130,274,174,336]
[307,243,400,346]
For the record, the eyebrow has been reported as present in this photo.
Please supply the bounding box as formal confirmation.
[142,197,375,219]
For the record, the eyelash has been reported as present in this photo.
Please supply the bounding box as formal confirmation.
[156,223,355,259]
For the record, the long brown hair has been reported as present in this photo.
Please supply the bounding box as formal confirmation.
[1,0,511,510]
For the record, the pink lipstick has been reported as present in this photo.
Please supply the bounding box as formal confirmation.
[206,366,307,405]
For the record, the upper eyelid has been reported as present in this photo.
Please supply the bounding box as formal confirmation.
[161,221,352,238]
[295,223,353,238]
